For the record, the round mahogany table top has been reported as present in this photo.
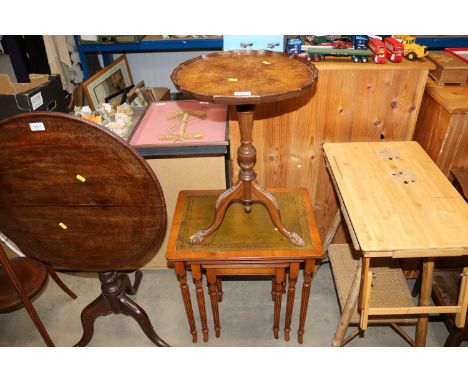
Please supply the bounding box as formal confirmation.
[171,50,318,105]
[0,113,166,272]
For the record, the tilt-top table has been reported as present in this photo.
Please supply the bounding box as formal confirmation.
[0,112,169,346]
[171,50,318,245]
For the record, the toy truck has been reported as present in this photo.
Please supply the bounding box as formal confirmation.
[383,37,404,62]
[368,38,387,63]
[393,35,428,61]
[302,35,372,63]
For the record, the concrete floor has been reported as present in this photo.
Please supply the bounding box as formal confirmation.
[0,262,459,347]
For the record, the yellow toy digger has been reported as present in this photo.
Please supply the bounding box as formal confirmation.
[394,35,428,61]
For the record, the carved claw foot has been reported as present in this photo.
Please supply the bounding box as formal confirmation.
[288,232,305,247]
[190,230,207,244]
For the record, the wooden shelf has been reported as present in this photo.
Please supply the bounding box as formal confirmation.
[75,36,223,79]
[311,56,436,71]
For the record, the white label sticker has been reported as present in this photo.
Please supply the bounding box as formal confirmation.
[234,91,252,96]
[29,122,45,131]
[30,92,44,110]
[155,102,166,106]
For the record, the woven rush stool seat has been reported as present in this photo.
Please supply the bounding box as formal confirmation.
[166,188,322,344]
[329,245,417,324]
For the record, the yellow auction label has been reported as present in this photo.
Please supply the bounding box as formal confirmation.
[76,175,86,182]
[262,61,271,65]
[227,78,238,82]
[59,222,68,230]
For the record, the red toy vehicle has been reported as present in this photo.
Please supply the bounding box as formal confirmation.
[384,37,404,62]
[292,52,311,62]
[368,38,386,63]
[332,38,353,49]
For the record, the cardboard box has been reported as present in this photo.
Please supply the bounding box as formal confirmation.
[427,51,468,85]
[139,87,170,104]
[0,74,67,120]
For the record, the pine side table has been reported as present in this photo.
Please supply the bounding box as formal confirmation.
[166,188,322,344]
[323,141,468,347]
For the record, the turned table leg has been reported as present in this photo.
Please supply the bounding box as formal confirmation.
[298,259,316,344]
[415,257,435,347]
[273,268,285,339]
[175,262,197,343]
[191,264,209,342]
[216,278,223,302]
[284,263,299,341]
[207,269,221,337]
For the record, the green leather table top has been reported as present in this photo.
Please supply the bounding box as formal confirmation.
[176,191,314,253]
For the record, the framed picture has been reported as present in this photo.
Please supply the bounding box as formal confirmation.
[104,84,134,105]
[83,55,133,110]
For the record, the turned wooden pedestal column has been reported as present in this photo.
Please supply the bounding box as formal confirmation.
[171,50,318,245]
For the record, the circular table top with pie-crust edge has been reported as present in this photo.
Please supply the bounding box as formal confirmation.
[171,50,318,105]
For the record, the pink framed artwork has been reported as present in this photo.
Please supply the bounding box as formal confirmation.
[129,101,228,147]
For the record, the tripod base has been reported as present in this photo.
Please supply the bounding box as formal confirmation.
[75,271,169,347]
[190,180,305,246]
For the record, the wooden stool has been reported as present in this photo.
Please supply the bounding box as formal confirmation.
[166,188,322,344]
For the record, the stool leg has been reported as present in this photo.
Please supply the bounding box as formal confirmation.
[207,270,221,337]
[44,262,77,299]
[0,247,54,346]
[273,268,285,339]
[191,264,209,342]
[284,263,299,341]
[175,262,197,343]
[298,259,316,344]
